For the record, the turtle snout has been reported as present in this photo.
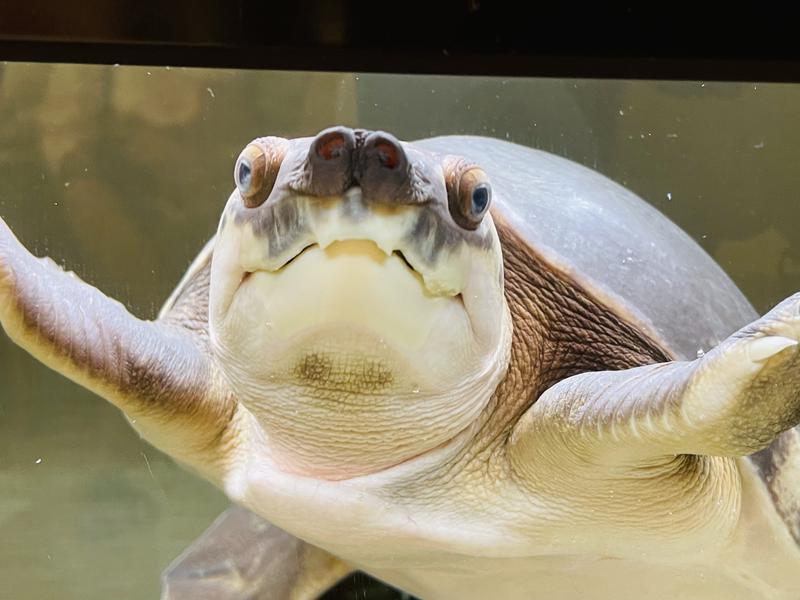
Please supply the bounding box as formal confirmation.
[305,127,413,204]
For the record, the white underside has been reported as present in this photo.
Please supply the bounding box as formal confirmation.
[367,554,788,600]
[224,417,800,600]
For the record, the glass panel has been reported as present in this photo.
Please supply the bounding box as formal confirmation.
[1,62,798,598]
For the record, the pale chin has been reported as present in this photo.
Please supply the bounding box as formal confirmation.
[218,307,481,401]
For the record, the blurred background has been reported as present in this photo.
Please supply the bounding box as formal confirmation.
[0,62,799,598]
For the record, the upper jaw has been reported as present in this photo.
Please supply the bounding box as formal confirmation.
[234,186,471,297]
[213,184,507,351]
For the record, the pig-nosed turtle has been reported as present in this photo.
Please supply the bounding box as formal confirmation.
[1,127,799,600]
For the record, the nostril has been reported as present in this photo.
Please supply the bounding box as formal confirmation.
[307,126,355,196]
[316,131,348,161]
[310,127,355,164]
[356,131,409,202]
[376,141,400,169]
[362,131,408,177]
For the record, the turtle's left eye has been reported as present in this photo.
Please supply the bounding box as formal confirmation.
[470,183,491,217]
[449,167,492,230]
[233,139,287,208]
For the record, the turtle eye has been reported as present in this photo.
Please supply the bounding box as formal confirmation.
[470,183,491,217]
[449,167,492,230]
[236,158,252,191]
[233,139,287,208]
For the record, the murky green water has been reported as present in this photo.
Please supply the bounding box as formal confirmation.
[0,63,799,599]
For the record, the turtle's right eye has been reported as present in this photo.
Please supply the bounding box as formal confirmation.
[236,159,252,191]
[234,139,286,208]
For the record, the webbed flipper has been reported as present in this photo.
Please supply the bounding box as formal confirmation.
[0,217,236,480]
[161,506,352,600]
[509,293,800,552]
[512,292,800,461]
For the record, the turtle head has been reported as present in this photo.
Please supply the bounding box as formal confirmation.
[209,127,511,479]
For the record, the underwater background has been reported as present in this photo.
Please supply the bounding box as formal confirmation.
[1,63,799,598]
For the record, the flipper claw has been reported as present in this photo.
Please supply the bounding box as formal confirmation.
[747,335,798,363]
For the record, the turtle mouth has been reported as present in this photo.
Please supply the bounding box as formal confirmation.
[242,241,426,288]
[279,243,417,275]
[278,243,316,270]
[229,190,470,299]
[229,237,469,350]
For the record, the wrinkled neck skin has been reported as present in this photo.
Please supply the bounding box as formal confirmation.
[215,309,512,480]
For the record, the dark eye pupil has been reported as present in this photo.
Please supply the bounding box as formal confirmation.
[237,160,252,190]
[471,185,490,215]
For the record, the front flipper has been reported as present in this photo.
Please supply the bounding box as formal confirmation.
[0,217,236,481]
[508,293,800,557]
[511,292,800,462]
[161,506,353,600]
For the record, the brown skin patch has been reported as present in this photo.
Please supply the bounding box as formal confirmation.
[446,215,673,465]
[502,216,668,413]
[293,351,394,394]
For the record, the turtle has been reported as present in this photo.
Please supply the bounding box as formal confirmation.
[1,126,799,600]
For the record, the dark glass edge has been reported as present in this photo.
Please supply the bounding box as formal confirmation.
[2,39,800,83]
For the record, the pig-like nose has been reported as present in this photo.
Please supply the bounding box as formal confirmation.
[306,126,356,196]
[355,131,410,203]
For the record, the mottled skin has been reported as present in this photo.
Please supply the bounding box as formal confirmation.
[1,127,799,599]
